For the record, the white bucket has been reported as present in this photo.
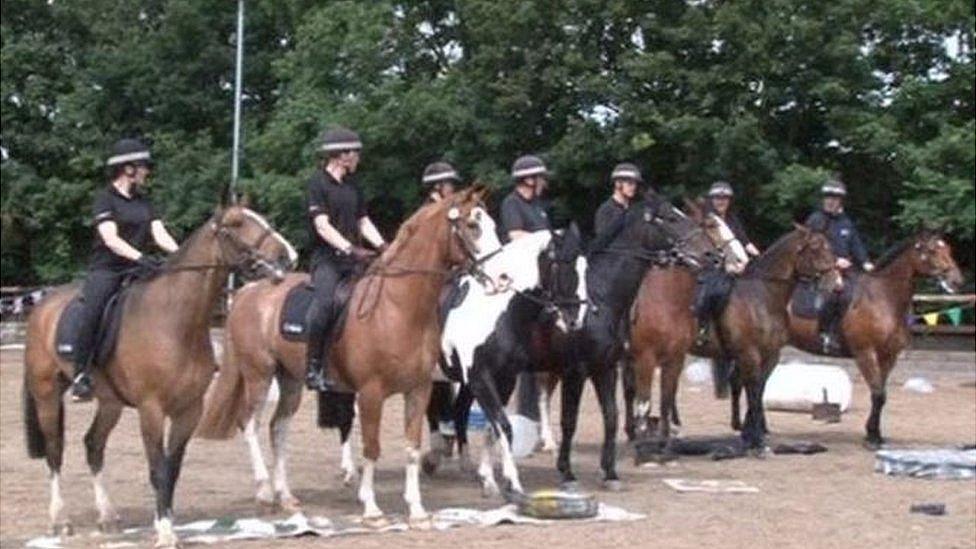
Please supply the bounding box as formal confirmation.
[763,362,852,413]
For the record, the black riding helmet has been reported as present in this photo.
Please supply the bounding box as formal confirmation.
[106,138,153,168]
[821,178,847,197]
[511,155,549,181]
[610,162,643,183]
[319,127,362,154]
[708,180,734,198]
[422,161,461,187]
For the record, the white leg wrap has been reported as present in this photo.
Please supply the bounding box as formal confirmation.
[358,459,382,518]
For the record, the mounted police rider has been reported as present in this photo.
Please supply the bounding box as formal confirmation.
[499,155,551,242]
[422,161,460,203]
[805,178,874,354]
[70,138,180,401]
[704,181,760,257]
[693,180,759,344]
[594,162,642,239]
[304,127,388,392]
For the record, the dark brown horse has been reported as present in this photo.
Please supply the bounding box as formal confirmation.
[623,205,750,443]
[23,206,293,547]
[719,226,840,450]
[785,231,964,447]
[198,187,496,525]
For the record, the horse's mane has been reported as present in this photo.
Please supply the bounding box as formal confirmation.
[747,229,802,275]
[380,200,447,262]
[164,215,214,267]
[872,237,916,271]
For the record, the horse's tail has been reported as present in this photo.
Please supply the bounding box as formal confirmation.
[22,369,57,459]
[711,357,732,399]
[317,391,355,429]
[196,341,248,440]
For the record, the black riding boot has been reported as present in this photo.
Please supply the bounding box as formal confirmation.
[818,294,842,355]
[305,301,337,392]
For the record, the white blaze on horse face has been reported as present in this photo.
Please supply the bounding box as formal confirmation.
[711,213,748,274]
[574,256,589,327]
[242,208,299,266]
[469,206,502,259]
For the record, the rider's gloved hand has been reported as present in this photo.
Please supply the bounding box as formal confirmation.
[348,246,377,263]
[136,255,165,273]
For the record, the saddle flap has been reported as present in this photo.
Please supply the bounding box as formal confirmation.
[279,283,316,341]
[55,289,127,367]
[790,280,825,319]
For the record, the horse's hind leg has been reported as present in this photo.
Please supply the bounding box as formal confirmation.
[241,379,272,507]
[403,383,433,526]
[26,371,71,535]
[84,400,124,532]
[857,349,889,448]
[269,372,303,510]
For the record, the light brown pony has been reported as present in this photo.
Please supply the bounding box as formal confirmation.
[717,227,841,451]
[198,187,496,525]
[785,230,964,447]
[23,206,294,547]
[195,270,359,512]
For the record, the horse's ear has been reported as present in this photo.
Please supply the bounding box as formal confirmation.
[793,221,811,234]
[466,182,488,205]
[239,193,252,208]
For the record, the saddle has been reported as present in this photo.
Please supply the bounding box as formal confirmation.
[279,276,360,342]
[693,270,735,326]
[790,275,859,320]
[55,286,129,368]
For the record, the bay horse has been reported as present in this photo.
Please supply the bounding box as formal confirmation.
[624,205,750,445]
[23,205,295,547]
[557,194,724,490]
[198,187,497,525]
[784,230,964,447]
[699,226,841,451]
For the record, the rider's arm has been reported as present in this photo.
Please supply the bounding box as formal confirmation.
[314,214,354,253]
[150,220,179,253]
[97,221,144,261]
[848,221,870,268]
[358,216,386,249]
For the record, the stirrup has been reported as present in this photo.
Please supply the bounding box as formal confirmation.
[71,373,94,402]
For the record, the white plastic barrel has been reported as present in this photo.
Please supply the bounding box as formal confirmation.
[762,362,852,413]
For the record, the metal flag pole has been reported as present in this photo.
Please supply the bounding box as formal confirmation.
[227,0,245,312]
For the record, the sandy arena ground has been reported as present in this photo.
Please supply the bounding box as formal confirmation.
[1,348,974,548]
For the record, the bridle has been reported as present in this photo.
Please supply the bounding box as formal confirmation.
[214,220,287,280]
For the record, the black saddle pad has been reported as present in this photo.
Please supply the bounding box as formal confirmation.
[55,290,127,367]
[280,276,361,342]
[438,279,470,328]
[790,280,826,319]
[280,283,316,341]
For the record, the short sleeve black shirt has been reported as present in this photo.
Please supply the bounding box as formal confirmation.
[594,197,628,239]
[499,190,550,242]
[90,185,158,271]
[306,169,367,257]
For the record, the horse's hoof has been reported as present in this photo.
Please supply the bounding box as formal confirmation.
[99,517,122,534]
[255,480,275,507]
[154,535,182,548]
[863,437,885,451]
[559,480,581,493]
[537,440,557,454]
[481,482,501,499]
[52,521,73,537]
[408,515,433,530]
[749,446,772,459]
[342,469,359,487]
[602,479,623,492]
[279,494,303,514]
[421,452,441,476]
[362,514,390,529]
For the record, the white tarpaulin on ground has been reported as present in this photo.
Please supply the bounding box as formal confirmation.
[25,503,644,547]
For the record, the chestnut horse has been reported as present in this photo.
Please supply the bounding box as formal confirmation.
[696,226,841,451]
[23,206,294,547]
[785,230,964,447]
[623,206,750,444]
[198,187,496,525]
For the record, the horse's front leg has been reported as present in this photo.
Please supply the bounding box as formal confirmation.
[84,400,124,532]
[403,383,433,528]
[356,386,385,523]
[591,361,621,490]
[269,373,303,510]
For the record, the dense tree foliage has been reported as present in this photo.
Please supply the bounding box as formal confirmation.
[2,0,973,284]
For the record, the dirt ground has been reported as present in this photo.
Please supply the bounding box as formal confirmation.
[1,348,974,549]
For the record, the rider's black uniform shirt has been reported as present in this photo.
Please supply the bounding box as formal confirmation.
[306,169,367,258]
[90,185,158,271]
[499,190,549,242]
[594,197,629,239]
